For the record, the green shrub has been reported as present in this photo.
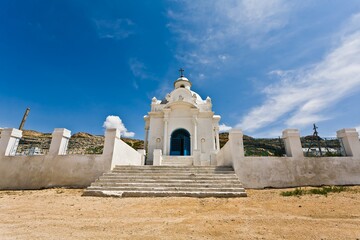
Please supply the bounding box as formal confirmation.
[280,188,305,196]
[281,186,347,197]
[308,186,346,196]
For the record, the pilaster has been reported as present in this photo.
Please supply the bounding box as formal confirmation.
[49,128,71,156]
[0,128,22,156]
[282,129,303,158]
[336,128,360,157]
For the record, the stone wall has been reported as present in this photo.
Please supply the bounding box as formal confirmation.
[0,128,145,190]
[218,128,360,188]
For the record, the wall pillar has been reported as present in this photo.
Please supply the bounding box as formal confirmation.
[229,129,244,158]
[137,149,146,165]
[215,126,220,151]
[153,149,162,166]
[210,150,218,166]
[336,128,360,157]
[49,128,71,156]
[0,128,22,156]
[193,149,200,165]
[282,129,303,158]
[103,128,120,158]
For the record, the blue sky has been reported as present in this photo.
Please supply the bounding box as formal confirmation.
[1,0,360,139]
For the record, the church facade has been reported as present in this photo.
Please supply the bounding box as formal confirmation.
[144,71,221,165]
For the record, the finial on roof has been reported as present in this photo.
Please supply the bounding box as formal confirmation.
[179,68,184,77]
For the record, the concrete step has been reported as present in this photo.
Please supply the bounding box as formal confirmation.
[87,186,246,192]
[110,169,234,174]
[84,165,247,198]
[83,190,247,198]
[112,166,233,171]
[90,182,244,188]
[94,179,242,184]
[97,176,240,181]
[102,172,238,177]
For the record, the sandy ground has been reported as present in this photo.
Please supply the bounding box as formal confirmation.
[1,187,360,240]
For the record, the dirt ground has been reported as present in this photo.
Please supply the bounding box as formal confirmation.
[1,187,360,240]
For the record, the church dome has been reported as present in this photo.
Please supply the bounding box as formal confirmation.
[174,76,192,89]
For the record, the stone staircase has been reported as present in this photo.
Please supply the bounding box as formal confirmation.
[161,156,194,166]
[83,165,247,198]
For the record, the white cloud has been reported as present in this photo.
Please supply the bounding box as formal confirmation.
[133,80,139,90]
[219,123,232,133]
[237,13,360,132]
[103,115,135,137]
[129,58,148,79]
[355,125,360,132]
[167,0,293,69]
[94,18,135,40]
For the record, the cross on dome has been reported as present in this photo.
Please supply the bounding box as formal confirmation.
[174,68,191,89]
[179,68,184,77]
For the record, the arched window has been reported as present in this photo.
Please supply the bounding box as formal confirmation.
[170,129,191,156]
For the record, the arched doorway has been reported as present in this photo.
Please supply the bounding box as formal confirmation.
[170,129,191,156]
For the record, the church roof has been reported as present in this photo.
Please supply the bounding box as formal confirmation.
[160,69,203,105]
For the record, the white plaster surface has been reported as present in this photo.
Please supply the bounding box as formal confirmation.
[153,149,162,166]
[0,154,107,189]
[218,128,360,188]
[103,128,143,169]
[234,156,360,188]
[0,127,144,190]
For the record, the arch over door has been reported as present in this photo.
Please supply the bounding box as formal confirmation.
[170,129,191,156]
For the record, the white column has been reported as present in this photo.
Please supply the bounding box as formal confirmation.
[215,126,220,151]
[282,129,304,158]
[163,119,168,155]
[336,128,360,157]
[143,115,150,154]
[211,125,216,150]
[144,126,149,153]
[49,128,71,156]
[0,128,22,156]
[193,118,198,150]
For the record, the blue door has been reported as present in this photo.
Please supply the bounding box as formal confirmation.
[170,129,191,156]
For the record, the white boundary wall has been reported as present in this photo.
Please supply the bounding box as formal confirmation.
[217,128,360,188]
[0,128,144,190]
[1,126,359,190]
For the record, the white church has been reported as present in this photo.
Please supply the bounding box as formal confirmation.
[144,69,221,166]
[1,68,360,196]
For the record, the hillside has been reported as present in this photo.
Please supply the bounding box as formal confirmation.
[6,130,144,155]
[0,129,341,156]
[219,132,286,156]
